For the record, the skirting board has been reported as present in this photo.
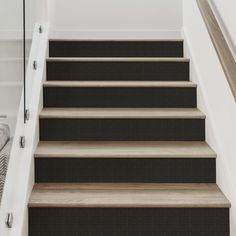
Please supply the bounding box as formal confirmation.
[49,30,182,40]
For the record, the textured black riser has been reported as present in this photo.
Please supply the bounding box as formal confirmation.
[43,87,196,108]
[49,41,184,58]
[29,208,229,236]
[40,119,205,141]
[47,61,189,81]
[35,158,216,183]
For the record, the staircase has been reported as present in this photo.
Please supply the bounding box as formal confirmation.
[28,40,230,235]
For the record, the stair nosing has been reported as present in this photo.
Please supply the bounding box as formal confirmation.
[43,81,197,88]
[49,39,184,42]
[47,57,189,62]
[39,108,205,120]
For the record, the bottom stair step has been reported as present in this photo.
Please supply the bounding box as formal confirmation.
[29,183,230,236]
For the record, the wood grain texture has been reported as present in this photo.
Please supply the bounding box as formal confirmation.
[29,183,230,208]
[197,0,236,101]
[39,108,205,119]
[35,141,216,158]
[47,57,189,62]
[43,81,196,88]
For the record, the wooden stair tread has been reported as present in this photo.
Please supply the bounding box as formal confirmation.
[47,57,189,62]
[29,183,230,208]
[40,108,204,119]
[49,39,184,42]
[35,141,216,158]
[43,81,196,88]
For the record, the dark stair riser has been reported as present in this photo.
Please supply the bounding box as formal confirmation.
[43,87,196,108]
[35,158,216,183]
[29,208,229,236]
[49,41,184,58]
[47,61,189,81]
[40,119,205,141]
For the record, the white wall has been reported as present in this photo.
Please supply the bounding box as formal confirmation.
[182,1,236,235]
[49,0,182,38]
[0,0,22,36]
[0,0,46,39]
[0,41,23,135]
[0,0,46,134]
[211,0,236,55]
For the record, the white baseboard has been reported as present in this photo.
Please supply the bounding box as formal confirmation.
[50,29,182,39]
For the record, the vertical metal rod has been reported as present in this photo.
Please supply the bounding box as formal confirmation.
[23,0,26,124]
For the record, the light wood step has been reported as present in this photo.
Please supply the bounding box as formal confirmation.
[43,81,196,88]
[47,57,189,62]
[49,39,184,42]
[35,141,216,158]
[29,183,230,208]
[39,108,205,119]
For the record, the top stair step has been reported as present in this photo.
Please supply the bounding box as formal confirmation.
[49,39,184,58]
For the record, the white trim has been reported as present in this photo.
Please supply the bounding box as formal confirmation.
[50,29,182,40]
[0,24,49,236]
